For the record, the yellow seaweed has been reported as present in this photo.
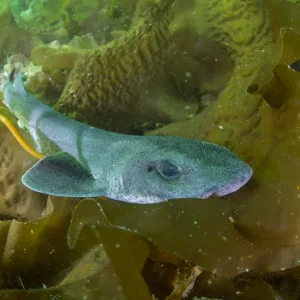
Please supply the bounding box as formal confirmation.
[74,1,300,281]
[0,243,126,299]
[3,0,300,298]
[148,0,275,169]
[31,45,81,70]
[2,197,76,272]
[0,112,46,220]
[250,28,300,108]
[52,0,176,131]
[68,198,154,300]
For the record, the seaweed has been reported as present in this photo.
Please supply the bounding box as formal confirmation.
[63,1,300,296]
[52,0,176,132]
[3,0,300,298]
[9,0,69,35]
[68,198,154,299]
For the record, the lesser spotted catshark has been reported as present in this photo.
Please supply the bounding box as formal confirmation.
[0,67,253,203]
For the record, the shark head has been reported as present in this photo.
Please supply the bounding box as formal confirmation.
[107,135,253,203]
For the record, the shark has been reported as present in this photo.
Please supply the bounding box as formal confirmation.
[1,68,253,204]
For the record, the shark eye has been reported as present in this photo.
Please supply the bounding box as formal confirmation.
[156,160,181,180]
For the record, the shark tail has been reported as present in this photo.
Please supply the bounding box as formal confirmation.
[1,66,44,160]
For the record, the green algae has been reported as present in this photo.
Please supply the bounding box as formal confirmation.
[9,0,69,34]
[2,0,300,299]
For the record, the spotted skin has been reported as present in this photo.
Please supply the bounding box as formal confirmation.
[2,69,253,203]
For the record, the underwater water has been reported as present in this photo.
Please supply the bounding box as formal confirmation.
[1,0,300,299]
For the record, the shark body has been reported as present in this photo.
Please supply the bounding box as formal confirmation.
[2,69,253,203]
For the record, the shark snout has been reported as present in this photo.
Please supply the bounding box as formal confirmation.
[215,168,253,197]
[201,166,253,199]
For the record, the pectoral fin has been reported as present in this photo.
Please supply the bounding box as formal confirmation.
[22,152,106,197]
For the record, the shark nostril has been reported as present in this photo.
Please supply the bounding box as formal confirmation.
[146,162,157,172]
[147,165,155,172]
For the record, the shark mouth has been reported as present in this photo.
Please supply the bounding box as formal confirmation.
[215,172,253,197]
[201,170,253,199]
